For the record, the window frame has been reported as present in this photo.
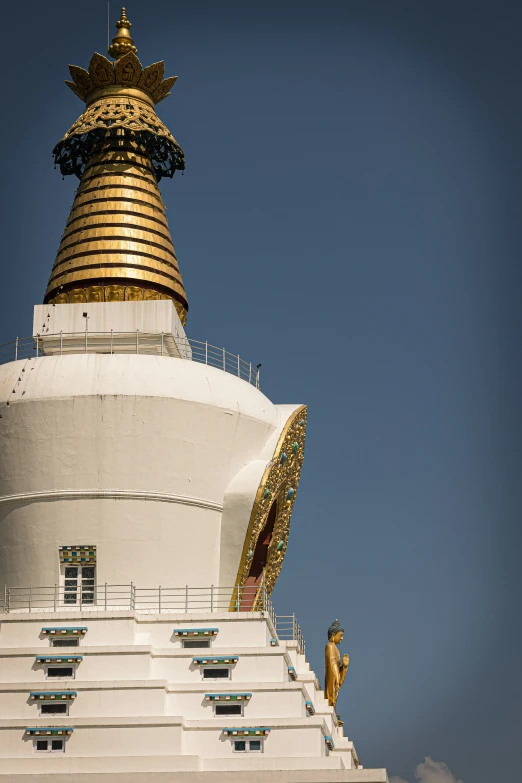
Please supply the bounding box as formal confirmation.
[214,701,244,717]
[233,739,263,753]
[38,701,69,717]
[202,667,231,680]
[50,637,80,648]
[182,638,211,649]
[33,738,65,753]
[60,563,96,606]
[45,665,75,680]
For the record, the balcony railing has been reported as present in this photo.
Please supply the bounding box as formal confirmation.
[0,333,261,388]
[1,584,305,654]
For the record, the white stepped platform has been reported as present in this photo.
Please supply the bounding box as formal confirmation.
[0,611,388,782]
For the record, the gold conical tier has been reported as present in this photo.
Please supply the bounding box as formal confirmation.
[45,132,188,322]
[46,9,188,323]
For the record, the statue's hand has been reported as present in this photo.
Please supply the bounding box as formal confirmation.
[342,653,349,668]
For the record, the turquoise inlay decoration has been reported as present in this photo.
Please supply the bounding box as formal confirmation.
[286,488,295,500]
[292,442,299,454]
[288,666,297,680]
[246,550,253,559]
[324,734,335,749]
[276,540,284,551]
[30,692,77,701]
[205,693,252,701]
[299,419,305,426]
[193,656,239,665]
[223,727,270,736]
[263,488,270,498]
[41,627,87,636]
[174,628,218,637]
[35,655,82,664]
[305,700,315,715]
[59,546,96,564]
[280,452,287,464]
[26,728,74,736]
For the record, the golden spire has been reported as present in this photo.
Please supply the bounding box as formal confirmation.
[47,15,188,324]
[108,7,138,60]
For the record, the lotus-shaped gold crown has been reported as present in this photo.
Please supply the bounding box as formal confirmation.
[66,7,177,106]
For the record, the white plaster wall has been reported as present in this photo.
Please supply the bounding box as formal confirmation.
[0,353,284,589]
[0,615,274,650]
[0,724,182,758]
[151,651,286,683]
[0,618,137,649]
[170,689,304,720]
[182,726,325,759]
[0,686,166,719]
[0,652,152,684]
[33,301,187,344]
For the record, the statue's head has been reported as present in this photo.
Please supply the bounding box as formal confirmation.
[328,619,344,644]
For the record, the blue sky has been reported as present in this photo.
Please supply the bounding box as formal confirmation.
[1,2,521,781]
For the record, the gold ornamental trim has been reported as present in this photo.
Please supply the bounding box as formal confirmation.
[231,406,308,610]
[58,96,178,149]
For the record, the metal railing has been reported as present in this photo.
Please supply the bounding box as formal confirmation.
[0,333,261,388]
[274,614,306,656]
[1,583,305,654]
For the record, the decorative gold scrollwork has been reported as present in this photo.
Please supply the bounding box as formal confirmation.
[232,405,308,609]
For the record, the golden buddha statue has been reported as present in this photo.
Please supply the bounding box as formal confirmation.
[324,619,349,715]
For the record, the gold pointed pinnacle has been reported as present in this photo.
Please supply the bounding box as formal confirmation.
[108,7,138,60]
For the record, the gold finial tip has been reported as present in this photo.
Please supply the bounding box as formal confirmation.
[108,6,137,59]
[117,7,131,27]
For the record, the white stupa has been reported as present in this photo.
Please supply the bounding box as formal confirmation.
[0,10,389,782]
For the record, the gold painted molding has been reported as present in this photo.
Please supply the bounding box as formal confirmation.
[231,405,308,610]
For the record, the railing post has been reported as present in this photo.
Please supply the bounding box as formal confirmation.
[28,586,32,613]
[6,587,10,614]
[161,332,164,356]
[35,336,39,358]
[205,341,208,364]
[85,327,88,353]
[293,613,297,643]
[210,585,214,613]
[110,330,113,355]
[237,354,240,377]
[15,337,18,361]
[3,584,6,613]
[54,584,57,612]
[185,585,188,613]
[223,347,226,371]
[104,582,108,611]
[249,363,252,385]
[60,331,63,355]
[136,330,139,354]
[130,582,135,610]
[159,585,162,613]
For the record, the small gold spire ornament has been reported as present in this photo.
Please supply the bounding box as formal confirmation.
[324,619,349,719]
[108,7,138,60]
